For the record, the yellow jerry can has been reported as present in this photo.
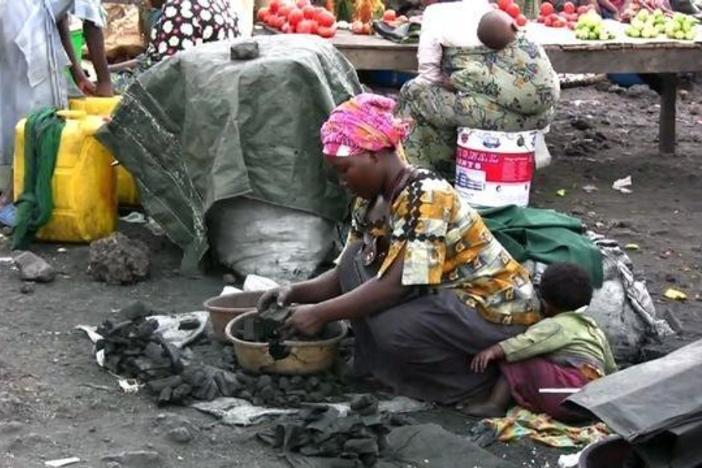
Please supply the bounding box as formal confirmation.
[13,110,118,243]
[69,97,141,207]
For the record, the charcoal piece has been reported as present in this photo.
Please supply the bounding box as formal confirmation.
[235,370,255,386]
[143,342,165,361]
[307,376,320,388]
[239,390,252,400]
[359,454,377,467]
[290,376,304,387]
[203,380,219,401]
[183,368,207,386]
[252,397,264,406]
[287,395,301,406]
[278,377,290,390]
[134,319,158,339]
[319,382,334,397]
[152,336,183,373]
[269,342,291,360]
[350,395,378,416]
[178,318,200,330]
[343,437,379,455]
[147,375,183,393]
[259,387,275,402]
[171,384,192,402]
[257,375,273,389]
[308,392,323,401]
[157,386,173,406]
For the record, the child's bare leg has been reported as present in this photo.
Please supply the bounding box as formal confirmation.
[461,375,511,417]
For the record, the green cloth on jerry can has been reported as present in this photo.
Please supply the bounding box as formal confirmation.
[12,108,65,250]
[479,205,603,288]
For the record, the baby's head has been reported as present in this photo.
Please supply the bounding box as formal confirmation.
[539,263,593,317]
[477,10,518,50]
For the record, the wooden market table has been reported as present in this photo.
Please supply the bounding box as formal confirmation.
[330,23,702,155]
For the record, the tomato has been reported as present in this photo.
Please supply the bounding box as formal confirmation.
[552,19,565,27]
[516,14,527,26]
[540,2,555,16]
[278,4,293,17]
[506,3,521,18]
[549,13,560,22]
[563,2,576,14]
[281,21,291,33]
[351,20,364,34]
[567,21,576,29]
[296,18,315,33]
[383,9,397,21]
[288,8,304,25]
[269,0,281,14]
[257,7,268,21]
[302,5,316,19]
[296,0,310,7]
[362,22,372,34]
[537,15,545,23]
[498,0,512,11]
[544,17,553,26]
[317,10,336,27]
[317,24,337,37]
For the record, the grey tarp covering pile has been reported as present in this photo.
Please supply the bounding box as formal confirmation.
[567,339,702,468]
[97,36,362,272]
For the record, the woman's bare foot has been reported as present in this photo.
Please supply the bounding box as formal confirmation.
[461,401,506,418]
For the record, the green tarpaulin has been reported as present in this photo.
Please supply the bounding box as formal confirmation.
[480,205,604,287]
[97,36,362,271]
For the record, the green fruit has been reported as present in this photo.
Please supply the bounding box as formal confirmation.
[637,10,649,21]
[626,26,641,37]
[686,30,696,40]
[675,30,686,39]
[631,19,645,30]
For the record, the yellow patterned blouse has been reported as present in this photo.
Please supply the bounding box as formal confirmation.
[344,169,541,326]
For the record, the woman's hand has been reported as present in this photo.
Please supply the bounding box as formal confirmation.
[285,304,326,337]
[256,285,294,312]
[71,68,97,95]
[470,344,506,373]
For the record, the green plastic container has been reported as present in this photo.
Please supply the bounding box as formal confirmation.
[66,28,86,85]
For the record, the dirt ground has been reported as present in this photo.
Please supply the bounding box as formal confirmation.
[1,81,701,468]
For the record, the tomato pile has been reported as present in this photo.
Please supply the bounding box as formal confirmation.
[496,0,528,27]
[257,0,338,38]
[537,1,595,30]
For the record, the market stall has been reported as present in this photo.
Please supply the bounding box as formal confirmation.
[329,22,702,154]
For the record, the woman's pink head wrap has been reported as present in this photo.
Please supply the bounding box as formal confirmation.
[321,93,412,157]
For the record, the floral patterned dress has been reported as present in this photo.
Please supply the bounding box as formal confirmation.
[396,34,560,181]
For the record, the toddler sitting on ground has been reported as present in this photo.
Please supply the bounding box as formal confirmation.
[465,262,617,422]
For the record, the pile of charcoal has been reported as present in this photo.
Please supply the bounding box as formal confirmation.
[257,395,412,467]
[95,313,349,408]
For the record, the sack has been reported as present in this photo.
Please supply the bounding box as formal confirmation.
[208,198,337,282]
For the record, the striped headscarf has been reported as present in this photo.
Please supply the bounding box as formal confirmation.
[321,93,412,157]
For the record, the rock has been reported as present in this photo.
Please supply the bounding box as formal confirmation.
[88,233,150,285]
[167,427,193,444]
[101,450,164,468]
[570,117,592,131]
[19,282,34,294]
[679,89,689,100]
[626,84,658,99]
[13,251,55,283]
[230,40,259,60]
[7,433,52,454]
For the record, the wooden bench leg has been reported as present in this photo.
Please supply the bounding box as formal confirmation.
[659,73,677,155]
